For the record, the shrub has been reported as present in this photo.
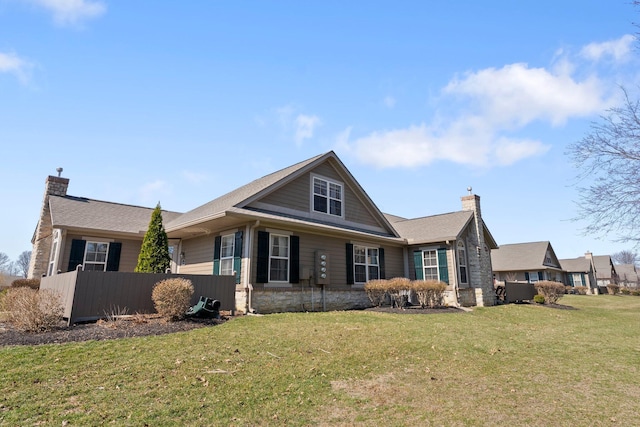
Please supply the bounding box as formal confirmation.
[620,287,631,295]
[631,289,640,296]
[574,286,588,295]
[564,285,574,294]
[1,287,63,332]
[11,278,40,290]
[364,279,388,307]
[386,277,412,308]
[411,280,447,308]
[152,278,194,321]
[533,294,546,304]
[606,284,620,295]
[534,281,565,305]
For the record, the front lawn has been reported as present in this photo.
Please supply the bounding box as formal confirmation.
[1,295,639,426]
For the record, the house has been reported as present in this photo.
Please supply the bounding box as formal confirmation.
[28,151,498,313]
[491,241,564,284]
[588,253,618,287]
[559,255,598,294]
[613,264,638,288]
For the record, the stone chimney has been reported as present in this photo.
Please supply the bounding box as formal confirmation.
[461,190,495,306]
[27,172,69,279]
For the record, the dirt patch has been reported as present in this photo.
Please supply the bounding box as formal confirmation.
[0,314,230,347]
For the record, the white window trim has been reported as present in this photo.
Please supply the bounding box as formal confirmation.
[83,241,110,271]
[269,233,290,284]
[310,174,345,219]
[219,233,235,276]
[48,229,61,276]
[457,241,468,284]
[353,244,379,284]
[421,249,440,282]
[529,271,540,283]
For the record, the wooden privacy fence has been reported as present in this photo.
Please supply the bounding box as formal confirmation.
[503,281,537,303]
[40,271,236,325]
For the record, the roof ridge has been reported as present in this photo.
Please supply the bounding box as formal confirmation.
[54,195,182,214]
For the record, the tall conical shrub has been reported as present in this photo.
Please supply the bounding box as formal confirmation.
[135,203,171,273]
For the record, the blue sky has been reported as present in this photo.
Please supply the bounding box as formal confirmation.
[1,1,639,262]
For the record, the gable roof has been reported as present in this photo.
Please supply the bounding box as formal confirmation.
[615,264,638,283]
[388,211,473,244]
[165,151,399,238]
[491,241,562,271]
[48,196,182,236]
[593,255,616,279]
[559,257,592,273]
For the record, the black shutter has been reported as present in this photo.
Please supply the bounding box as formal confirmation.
[290,235,300,284]
[213,235,222,275]
[256,231,269,283]
[525,272,530,282]
[346,243,354,285]
[106,242,122,271]
[233,231,243,284]
[378,247,385,280]
[67,239,86,272]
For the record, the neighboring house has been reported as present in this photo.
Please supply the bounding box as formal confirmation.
[614,264,638,288]
[559,255,598,294]
[29,151,498,313]
[588,253,618,287]
[491,241,564,284]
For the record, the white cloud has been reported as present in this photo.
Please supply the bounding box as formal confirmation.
[26,0,106,26]
[339,42,620,169]
[182,170,208,184]
[0,52,32,84]
[383,96,396,108]
[295,114,321,145]
[580,34,635,62]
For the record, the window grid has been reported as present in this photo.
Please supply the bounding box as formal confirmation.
[84,241,109,271]
[269,234,289,282]
[313,177,343,217]
[422,250,439,281]
[354,245,379,283]
[220,234,235,276]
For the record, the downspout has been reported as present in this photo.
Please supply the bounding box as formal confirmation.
[451,239,461,307]
[244,220,260,314]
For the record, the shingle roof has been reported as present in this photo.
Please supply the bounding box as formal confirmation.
[389,211,473,244]
[49,196,182,235]
[559,257,592,273]
[593,255,615,279]
[615,264,638,283]
[491,241,559,271]
[164,152,326,231]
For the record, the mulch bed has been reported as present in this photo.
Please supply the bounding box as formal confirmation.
[0,315,228,347]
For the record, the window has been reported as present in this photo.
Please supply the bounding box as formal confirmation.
[572,273,584,286]
[269,234,289,282]
[48,230,60,276]
[528,271,540,283]
[313,176,343,217]
[422,250,439,281]
[84,241,109,271]
[457,241,468,284]
[354,245,379,283]
[219,234,235,276]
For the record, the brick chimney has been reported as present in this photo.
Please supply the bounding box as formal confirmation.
[461,190,495,306]
[28,172,69,278]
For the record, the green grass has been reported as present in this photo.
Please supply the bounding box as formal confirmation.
[2,295,640,426]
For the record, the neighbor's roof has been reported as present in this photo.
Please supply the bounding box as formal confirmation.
[491,241,561,271]
[615,264,638,282]
[593,255,616,279]
[49,196,182,235]
[559,257,592,273]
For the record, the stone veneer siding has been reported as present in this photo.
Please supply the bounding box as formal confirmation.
[28,176,69,279]
[461,194,496,307]
[242,287,371,314]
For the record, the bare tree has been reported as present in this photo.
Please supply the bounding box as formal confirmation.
[16,251,31,278]
[611,250,639,266]
[0,252,9,273]
[567,88,640,245]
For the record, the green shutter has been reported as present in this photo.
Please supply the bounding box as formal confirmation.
[233,231,243,284]
[290,235,300,284]
[256,231,269,283]
[213,235,221,275]
[106,242,122,272]
[346,243,354,284]
[67,239,86,272]
[437,248,449,284]
[568,274,575,286]
[538,272,544,281]
[580,273,586,286]
[413,251,424,280]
